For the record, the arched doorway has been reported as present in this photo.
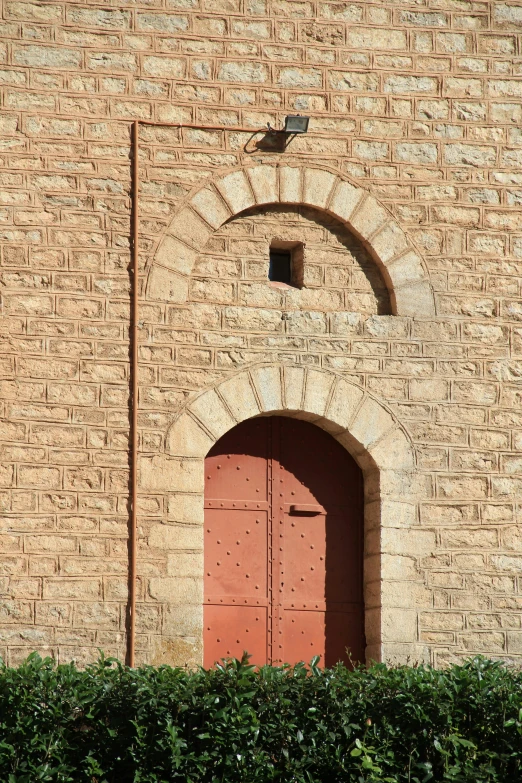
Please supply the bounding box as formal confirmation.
[203,416,365,667]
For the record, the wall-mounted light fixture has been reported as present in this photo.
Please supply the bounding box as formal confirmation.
[284,115,310,134]
[267,115,310,135]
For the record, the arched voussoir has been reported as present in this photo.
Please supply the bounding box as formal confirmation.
[147,162,436,317]
[163,364,415,475]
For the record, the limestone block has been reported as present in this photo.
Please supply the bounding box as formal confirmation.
[167,552,203,577]
[367,580,430,610]
[151,635,202,668]
[328,70,379,93]
[142,56,185,79]
[387,250,426,287]
[44,579,101,600]
[190,186,232,229]
[371,221,410,264]
[279,165,302,203]
[368,427,414,471]
[364,607,381,651]
[349,195,389,240]
[378,469,424,500]
[353,140,389,162]
[381,643,429,665]
[490,554,522,573]
[163,603,203,636]
[74,602,120,630]
[135,603,162,633]
[276,67,322,89]
[285,310,327,334]
[363,574,382,610]
[349,396,396,451]
[394,142,438,164]
[149,576,202,604]
[251,365,283,411]
[139,455,203,493]
[326,379,365,430]
[217,61,269,84]
[189,389,236,440]
[302,167,337,209]
[167,413,214,458]
[147,266,189,303]
[167,493,204,525]
[493,3,522,29]
[280,365,304,411]
[330,311,362,336]
[216,170,255,214]
[218,373,261,421]
[381,528,435,557]
[443,143,496,167]
[364,315,409,340]
[365,499,417,530]
[224,306,283,332]
[410,378,449,402]
[247,165,278,205]
[303,368,335,416]
[364,499,381,532]
[167,208,212,250]
[328,180,363,222]
[18,465,60,489]
[365,528,382,557]
[381,607,418,644]
[348,27,407,50]
[394,280,436,316]
[460,632,506,653]
[507,632,522,654]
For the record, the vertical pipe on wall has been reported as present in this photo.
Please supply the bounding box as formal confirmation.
[126,119,265,667]
[128,120,139,667]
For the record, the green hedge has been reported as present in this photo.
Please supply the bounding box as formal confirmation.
[0,653,521,782]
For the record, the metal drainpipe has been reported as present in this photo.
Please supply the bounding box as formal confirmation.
[126,118,313,666]
[128,120,139,667]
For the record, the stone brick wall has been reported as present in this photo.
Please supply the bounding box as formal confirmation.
[2,0,522,666]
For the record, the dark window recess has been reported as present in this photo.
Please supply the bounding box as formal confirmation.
[269,250,292,284]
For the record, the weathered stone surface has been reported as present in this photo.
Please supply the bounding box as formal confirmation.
[216,170,256,214]
[302,168,337,209]
[250,365,283,411]
[167,413,214,458]
[147,266,189,303]
[218,373,260,421]
[2,4,520,670]
[154,236,198,276]
[247,165,279,205]
[279,166,302,203]
[190,187,232,230]
[139,455,202,493]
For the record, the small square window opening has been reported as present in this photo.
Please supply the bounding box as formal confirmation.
[268,241,304,289]
[269,250,292,284]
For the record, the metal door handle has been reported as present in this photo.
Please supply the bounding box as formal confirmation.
[290,504,323,515]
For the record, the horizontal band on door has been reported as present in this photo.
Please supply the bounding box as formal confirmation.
[205,500,270,511]
[205,595,269,607]
[283,601,363,612]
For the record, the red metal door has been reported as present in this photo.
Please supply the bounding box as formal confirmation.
[204,416,364,667]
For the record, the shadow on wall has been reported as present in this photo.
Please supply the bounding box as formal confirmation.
[195,202,392,315]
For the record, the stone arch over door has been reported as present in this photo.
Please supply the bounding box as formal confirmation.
[141,365,433,665]
[146,162,436,317]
